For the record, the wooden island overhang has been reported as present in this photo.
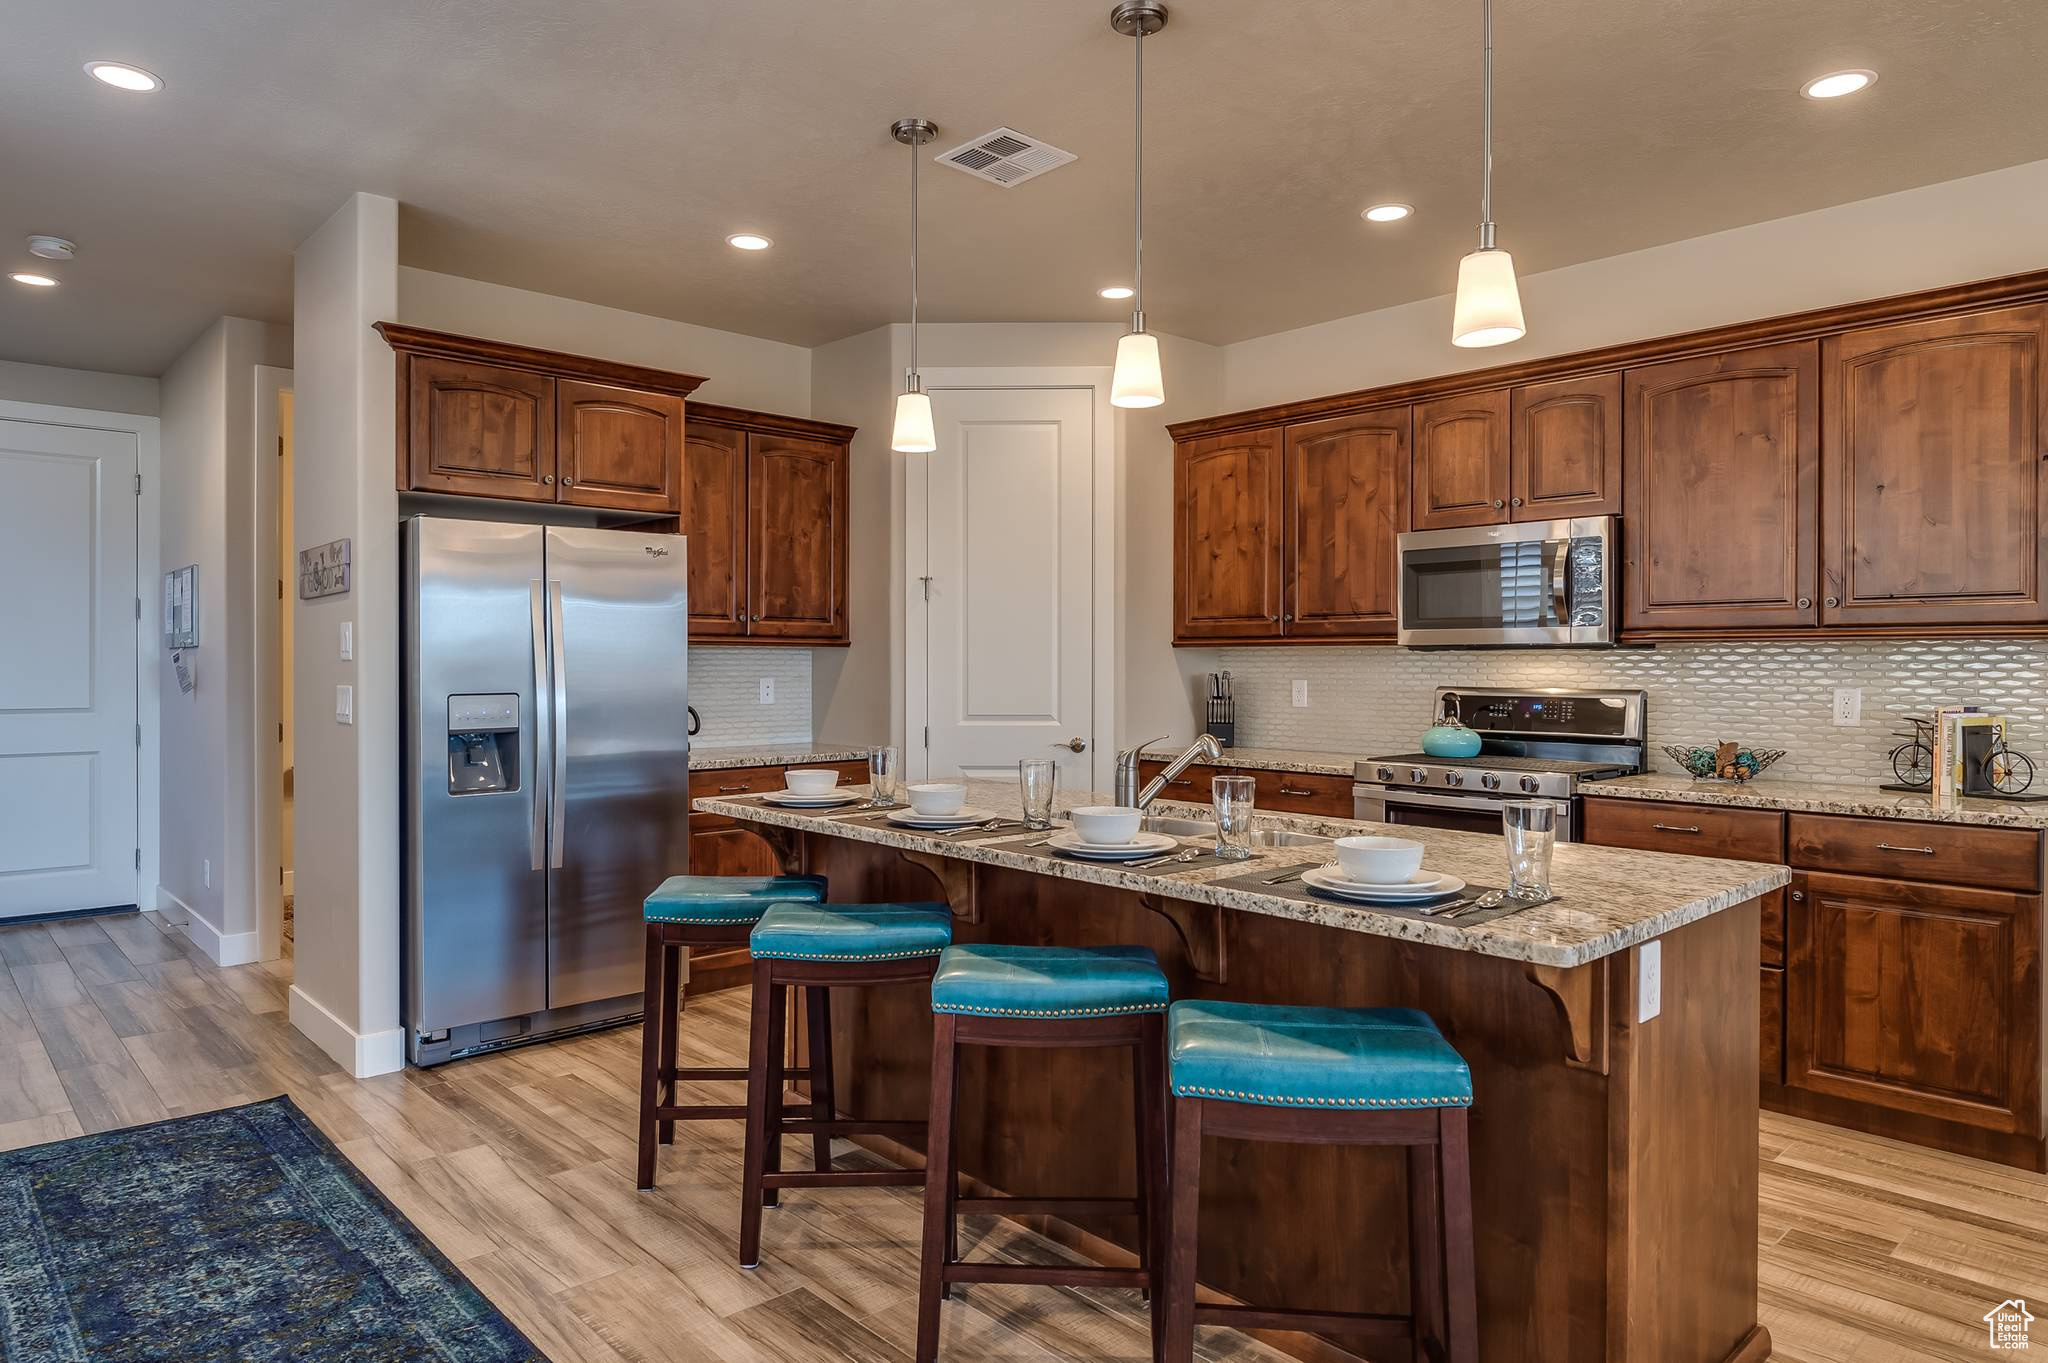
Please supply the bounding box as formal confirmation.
[695,786,1792,1363]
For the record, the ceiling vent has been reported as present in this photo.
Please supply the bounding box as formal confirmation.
[937,127,1077,189]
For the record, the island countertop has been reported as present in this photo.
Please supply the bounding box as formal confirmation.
[694,780,1787,968]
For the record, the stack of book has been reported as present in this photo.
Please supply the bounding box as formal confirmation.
[1930,705,2009,807]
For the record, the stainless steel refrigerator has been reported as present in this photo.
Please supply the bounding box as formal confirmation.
[402,516,689,1066]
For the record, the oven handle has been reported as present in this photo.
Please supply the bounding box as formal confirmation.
[1357,787,1568,816]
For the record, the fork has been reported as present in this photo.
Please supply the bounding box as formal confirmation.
[942,820,1006,838]
[1131,847,1203,870]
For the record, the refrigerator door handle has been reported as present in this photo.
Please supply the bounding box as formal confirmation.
[527,579,549,871]
[548,580,569,868]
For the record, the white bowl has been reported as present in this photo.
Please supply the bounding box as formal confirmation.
[1068,805,1144,846]
[1335,835,1425,885]
[906,782,968,816]
[783,768,841,796]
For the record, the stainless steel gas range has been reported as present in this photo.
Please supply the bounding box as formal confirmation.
[1353,687,1648,841]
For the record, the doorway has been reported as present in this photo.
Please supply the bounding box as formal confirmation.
[905,368,1116,791]
[254,368,294,959]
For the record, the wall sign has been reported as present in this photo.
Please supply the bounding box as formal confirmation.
[299,538,352,600]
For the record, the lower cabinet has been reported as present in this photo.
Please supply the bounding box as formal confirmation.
[1133,759,1355,819]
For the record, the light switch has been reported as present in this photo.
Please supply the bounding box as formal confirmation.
[335,684,353,725]
[339,621,353,661]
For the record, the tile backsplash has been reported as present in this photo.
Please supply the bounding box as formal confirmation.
[691,647,812,746]
[1213,639,2048,786]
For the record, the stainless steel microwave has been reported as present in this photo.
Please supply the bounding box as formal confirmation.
[1395,516,1617,647]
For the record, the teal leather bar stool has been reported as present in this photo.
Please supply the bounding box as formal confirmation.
[738,900,954,1269]
[1161,1000,1478,1363]
[636,874,827,1191]
[914,944,1171,1363]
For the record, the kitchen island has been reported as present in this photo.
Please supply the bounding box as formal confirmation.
[695,784,1790,1363]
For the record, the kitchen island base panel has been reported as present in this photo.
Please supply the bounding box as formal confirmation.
[797,832,1766,1363]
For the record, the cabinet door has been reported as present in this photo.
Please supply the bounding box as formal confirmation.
[1623,342,1820,631]
[747,433,848,640]
[1174,428,1284,641]
[1410,390,1509,529]
[406,357,556,501]
[682,422,748,638]
[1822,304,2048,627]
[555,380,683,513]
[1787,871,2041,1134]
[1509,372,1621,520]
[1282,407,1408,638]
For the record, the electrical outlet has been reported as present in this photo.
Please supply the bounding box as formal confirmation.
[758,677,775,705]
[1831,686,1862,727]
[339,621,353,661]
[203,858,211,889]
[1637,940,1662,1022]
[335,684,353,725]
[1291,680,1309,707]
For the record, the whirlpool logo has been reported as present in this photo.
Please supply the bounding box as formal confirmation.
[643,545,671,559]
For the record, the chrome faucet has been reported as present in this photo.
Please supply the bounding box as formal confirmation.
[1115,733,1222,810]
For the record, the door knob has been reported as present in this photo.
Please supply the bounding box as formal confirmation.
[1054,737,1088,753]
[1825,595,1840,608]
[1510,497,1523,507]
[1796,596,1812,609]
[1492,499,1506,509]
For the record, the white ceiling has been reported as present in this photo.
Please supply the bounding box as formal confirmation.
[4,0,2048,375]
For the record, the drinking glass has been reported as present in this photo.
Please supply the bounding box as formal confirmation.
[1018,758,1057,830]
[1503,800,1556,899]
[867,746,902,808]
[1212,774,1258,861]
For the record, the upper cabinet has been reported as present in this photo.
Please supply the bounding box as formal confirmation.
[1284,408,1409,638]
[681,422,748,638]
[1410,390,1509,529]
[1509,372,1622,520]
[1623,341,1821,633]
[1174,428,1285,641]
[380,323,705,515]
[1822,304,2048,627]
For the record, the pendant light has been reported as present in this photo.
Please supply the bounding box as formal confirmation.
[1451,0,1526,348]
[1109,2,1167,409]
[891,117,940,452]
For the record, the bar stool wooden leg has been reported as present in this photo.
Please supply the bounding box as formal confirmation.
[1406,1136,1446,1360]
[913,1013,960,1363]
[1438,1107,1479,1363]
[635,925,667,1191]
[738,960,778,1267]
[658,941,683,1146]
[760,979,789,1210]
[806,986,836,1173]
[1161,1095,1204,1363]
[1137,1013,1169,1349]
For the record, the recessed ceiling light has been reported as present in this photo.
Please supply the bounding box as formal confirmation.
[725,233,773,251]
[10,272,60,288]
[1098,285,1135,300]
[84,61,163,92]
[1801,69,1876,100]
[1362,203,1413,223]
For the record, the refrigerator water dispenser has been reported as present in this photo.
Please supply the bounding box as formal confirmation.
[447,693,520,794]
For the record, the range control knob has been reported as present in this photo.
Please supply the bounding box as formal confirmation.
[1518,775,1542,794]
[1410,768,1430,785]
[1375,766,1395,782]
[1442,770,1464,787]
[1479,772,1502,790]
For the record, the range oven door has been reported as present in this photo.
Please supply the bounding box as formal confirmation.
[1396,516,1615,647]
[1352,786,1578,841]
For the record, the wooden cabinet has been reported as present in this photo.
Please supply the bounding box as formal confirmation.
[681,423,748,637]
[1623,341,1821,632]
[1173,428,1284,641]
[1822,304,2048,627]
[1509,372,1621,520]
[1410,390,1509,529]
[1283,408,1408,638]
[1760,965,1785,1086]
[1134,759,1354,818]
[381,323,705,515]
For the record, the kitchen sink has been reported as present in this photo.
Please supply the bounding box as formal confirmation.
[1140,816,1332,850]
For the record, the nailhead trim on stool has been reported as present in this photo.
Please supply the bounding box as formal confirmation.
[1171,1084,1473,1108]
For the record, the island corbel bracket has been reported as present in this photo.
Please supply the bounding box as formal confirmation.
[1137,894,1227,984]
[897,849,979,924]
[1523,960,1610,1073]
[754,823,808,877]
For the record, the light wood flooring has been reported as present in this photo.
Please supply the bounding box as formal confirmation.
[0,910,2042,1363]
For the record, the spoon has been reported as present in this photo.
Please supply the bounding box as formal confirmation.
[943,820,1006,838]
[1132,847,1203,870]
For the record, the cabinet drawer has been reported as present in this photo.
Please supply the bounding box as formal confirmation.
[1760,964,1784,1087]
[1137,758,1221,802]
[1787,814,2042,893]
[1250,768,1355,816]
[688,760,868,830]
[1580,797,1784,862]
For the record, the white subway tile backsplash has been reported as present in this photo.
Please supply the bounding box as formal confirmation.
[691,646,812,746]
[1214,639,2048,786]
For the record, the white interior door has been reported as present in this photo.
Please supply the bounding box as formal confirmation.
[0,418,140,917]
[917,385,1096,786]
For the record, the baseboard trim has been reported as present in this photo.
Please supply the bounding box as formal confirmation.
[158,887,261,967]
[288,984,405,1078]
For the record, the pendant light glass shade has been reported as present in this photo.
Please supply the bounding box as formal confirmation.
[891,389,937,453]
[1452,246,1525,348]
[1112,331,1166,408]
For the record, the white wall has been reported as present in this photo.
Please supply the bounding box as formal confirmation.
[290,193,402,1077]
[0,358,158,416]
[397,268,810,415]
[154,318,291,963]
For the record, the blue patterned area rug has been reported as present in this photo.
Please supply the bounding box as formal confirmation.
[0,1096,546,1362]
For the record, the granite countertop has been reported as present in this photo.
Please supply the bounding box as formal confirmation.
[695,779,1787,969]
[1582,772,2048,829]
[690,742,874,772]
[1138,744,1367,777]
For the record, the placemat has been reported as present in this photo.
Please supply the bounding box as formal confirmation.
[1212,864,1558,927]
[977,836,1247,876]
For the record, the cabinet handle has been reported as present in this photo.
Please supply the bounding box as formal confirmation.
[1651,823,1702,834]
[1796,596,1811,609]
[1791,890,1805,902]
[1825,595,1840,608]
[753,613,764,621]
[1510,497,1523,507]
[542,475,555,485]
[717,783,750,794]
[1492,499,1506,509]
[1877,842,1936,855]
[1278,784,1316,796]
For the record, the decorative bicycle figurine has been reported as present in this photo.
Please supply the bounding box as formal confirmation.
[1888,717,1935,788]
[1986,734,2037,796]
